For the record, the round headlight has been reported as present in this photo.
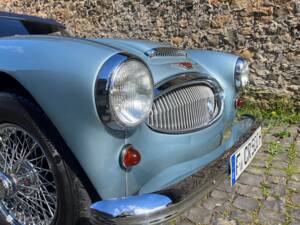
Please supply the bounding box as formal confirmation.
[109,59,154,128]
[235,58,249,89]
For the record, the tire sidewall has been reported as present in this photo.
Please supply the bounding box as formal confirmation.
[0,92,76,225]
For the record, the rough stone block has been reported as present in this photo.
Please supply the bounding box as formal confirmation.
[211,190,228,199]
[233,196,259,210]
[291,193,300,205]
[259,208,285,224]
[263,199,285,213]
[239,172,264,186]
[230,209,252,223]
[288,181,300,192]
[185,206,212,224]
[236,184,264,200]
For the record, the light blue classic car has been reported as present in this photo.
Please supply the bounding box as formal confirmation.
[0,12,262,225]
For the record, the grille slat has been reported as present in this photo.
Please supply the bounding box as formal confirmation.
[147,83,221,133]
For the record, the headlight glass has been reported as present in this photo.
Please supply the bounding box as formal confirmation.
[109,59,153,127]
[235,58,249,89]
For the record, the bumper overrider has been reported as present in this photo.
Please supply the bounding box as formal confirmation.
[91,116,261,225]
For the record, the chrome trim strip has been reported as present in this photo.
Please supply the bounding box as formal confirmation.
[95,53,153,131]
[95,53,129,130]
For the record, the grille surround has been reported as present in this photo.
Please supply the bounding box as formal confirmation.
[147,78,224,134]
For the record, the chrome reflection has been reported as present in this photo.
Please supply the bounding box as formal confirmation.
[148,73,224,134]
[0,124,57,225]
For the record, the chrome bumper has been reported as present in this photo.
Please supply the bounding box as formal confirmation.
[91,116,261,225]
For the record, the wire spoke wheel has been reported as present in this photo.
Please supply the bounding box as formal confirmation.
[0,123,57,225]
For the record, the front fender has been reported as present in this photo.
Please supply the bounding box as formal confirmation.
[187,50,239,123]
[0,36,127,199]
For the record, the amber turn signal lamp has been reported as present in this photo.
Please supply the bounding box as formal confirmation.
[235,98,244,108]
[121,145,141,169]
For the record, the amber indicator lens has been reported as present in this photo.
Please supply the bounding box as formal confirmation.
[121,145,141,169]
[235,98,244,108]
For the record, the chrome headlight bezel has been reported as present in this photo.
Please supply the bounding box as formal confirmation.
[235,58,250,90]
[95,53,154,130]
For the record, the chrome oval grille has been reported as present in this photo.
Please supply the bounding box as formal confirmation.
[147,83,221,133]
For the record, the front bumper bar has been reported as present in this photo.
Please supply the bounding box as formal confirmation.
[91,116,261,225]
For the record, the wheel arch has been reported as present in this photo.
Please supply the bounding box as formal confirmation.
[0,71,101,202]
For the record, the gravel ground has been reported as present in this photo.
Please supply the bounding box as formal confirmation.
[165,124,300,225]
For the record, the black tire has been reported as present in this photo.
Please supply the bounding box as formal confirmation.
[0,92,92,225]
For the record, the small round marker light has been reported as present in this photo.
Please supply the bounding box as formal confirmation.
[121,145,141,169]
[235,98,244,108]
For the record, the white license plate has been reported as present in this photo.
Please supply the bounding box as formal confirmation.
[230,126,262,186]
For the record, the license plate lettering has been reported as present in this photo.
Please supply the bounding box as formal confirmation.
[230,126,262,186]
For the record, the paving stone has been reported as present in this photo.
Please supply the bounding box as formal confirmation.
[236,184,264,200]
[263,199,285,213]
[272,153,289,162]
[290,208,300,220]
[269,168,287,177]
[286,125,300,136]
[246,166,265,176]
[211,190,228,199]
[233,196,259,211]
[239,172,264,186]
[288,180,300,192]
[255,152,270,160]
[212,218,237,225]
[290,221,300,225]
[263,134,278,143]
[258,207,285,224]
[291,193,300,205]
[271,160,289,170]
[213,201,233,215]
[251,159,267,168]
[202,198,226,211]
[279,138,294,148]
[291,173,300,182]
[185,206,212,224]
[267,175,287,185]
[230,209,252,223]
[295,158,300,166]
[271,126,290,135]
[268,183,286,196]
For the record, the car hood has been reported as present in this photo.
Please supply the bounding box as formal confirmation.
[91,38,210,84]
[91,38,172,56]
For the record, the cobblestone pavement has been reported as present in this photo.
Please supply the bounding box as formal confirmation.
[168,124,300,225]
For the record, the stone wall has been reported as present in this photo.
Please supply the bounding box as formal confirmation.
[1,0,299,108]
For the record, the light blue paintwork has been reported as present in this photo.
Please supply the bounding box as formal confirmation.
[0,35,242,199]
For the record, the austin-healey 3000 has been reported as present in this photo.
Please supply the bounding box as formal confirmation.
[0,12,262,225]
